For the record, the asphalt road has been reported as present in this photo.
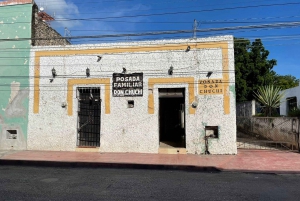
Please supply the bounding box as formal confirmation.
[0,166,300,201]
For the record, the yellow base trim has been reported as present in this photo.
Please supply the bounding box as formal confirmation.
[67,78,110,116]
[75,147,100,152]
[158,148,187,154]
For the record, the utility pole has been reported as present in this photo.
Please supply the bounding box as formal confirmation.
[193,19,198,38]
[64,27,71,42]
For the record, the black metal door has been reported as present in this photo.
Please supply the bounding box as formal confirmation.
[77,88,101,147]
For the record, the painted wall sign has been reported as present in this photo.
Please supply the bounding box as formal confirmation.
[112,73,143,97]
[199,79,224,95]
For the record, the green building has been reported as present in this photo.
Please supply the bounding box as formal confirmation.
[0,0,69,150]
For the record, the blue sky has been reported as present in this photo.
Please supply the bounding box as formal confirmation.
[33,0,300,79]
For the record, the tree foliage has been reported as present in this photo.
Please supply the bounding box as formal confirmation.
[234,38,277,102]
[273,74,299,90]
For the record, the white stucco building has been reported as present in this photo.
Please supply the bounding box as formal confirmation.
[28,36,237,154]
[280,83,300,116]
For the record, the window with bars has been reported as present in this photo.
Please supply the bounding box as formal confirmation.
[287,97,297,112]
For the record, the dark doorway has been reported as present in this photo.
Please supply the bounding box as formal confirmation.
[159,88,185,148]
[77,87,101,147]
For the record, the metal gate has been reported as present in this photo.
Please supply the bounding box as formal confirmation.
[237,117,299,151]
[77,87,101,147]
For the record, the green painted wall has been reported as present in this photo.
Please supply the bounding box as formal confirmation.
[0,3,32,149]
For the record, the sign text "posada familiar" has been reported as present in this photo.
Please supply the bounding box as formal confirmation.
[112,73,143,97]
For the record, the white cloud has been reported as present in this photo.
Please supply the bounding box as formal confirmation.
[34,1,151,43]
[86,4,151,33]
[34,0,81,28]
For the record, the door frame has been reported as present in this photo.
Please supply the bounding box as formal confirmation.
[158,88,186,148]
[76,87,101,147]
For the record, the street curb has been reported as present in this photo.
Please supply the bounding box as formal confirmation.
[0,159,221,172]
[220,169,300,175]
[2,159,300,174]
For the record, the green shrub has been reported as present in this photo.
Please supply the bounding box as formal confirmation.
[288,107,300,117]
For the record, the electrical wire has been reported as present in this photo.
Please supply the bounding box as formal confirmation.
[1,21,300,42]
[43,2,300,21]
[2,1,300,23]
[1,25,300,52]
[0,0,290,16]
[0,42,298,60]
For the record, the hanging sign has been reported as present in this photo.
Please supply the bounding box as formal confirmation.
[198,79,224,95]
[112,73,143,97]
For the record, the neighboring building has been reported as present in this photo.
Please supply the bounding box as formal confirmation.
[31,4,70,46]
[236,100,262,117]
[28,36,237,154]
[236,100,256,117]
[280,82,300,116]
[0,0,69,150]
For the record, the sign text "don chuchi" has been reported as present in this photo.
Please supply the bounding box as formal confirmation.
[198,79,224,95]
[112,73,143,97]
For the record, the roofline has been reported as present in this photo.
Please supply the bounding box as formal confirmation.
[0,0,33,7]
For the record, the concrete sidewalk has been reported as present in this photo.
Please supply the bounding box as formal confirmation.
[1,149,300,174]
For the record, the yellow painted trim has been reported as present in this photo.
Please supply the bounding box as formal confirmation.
[33,41,231,114]
[33,56,40,113]
[33,42,230,57]
[148,77,195,114]
[75,147,100,152]
[67,78,110,116]
[196,43,230,115]
[222,47,230,115]
[148,90,154,114]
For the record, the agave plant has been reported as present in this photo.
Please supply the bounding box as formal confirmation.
[253,85,284,117]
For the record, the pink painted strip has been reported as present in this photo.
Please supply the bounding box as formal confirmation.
[0,0,32,6]
[2,149,300,173]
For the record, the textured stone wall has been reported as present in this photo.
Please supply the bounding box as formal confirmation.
[28,36,237,154]
[31,4,70,46]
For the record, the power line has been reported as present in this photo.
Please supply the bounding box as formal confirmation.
[1,25,300,53]
[2,2,300,23]
[0,0,286,16]
[50,2,300,22]
[1,21,300,42]
[0,38,298,55]
[0,73,235,80]
[1,24,300,51]
[0,35,300,55]
[2,16,300,25]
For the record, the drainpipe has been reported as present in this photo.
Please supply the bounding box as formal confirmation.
[204,134,215,155]
[204,135,210,155]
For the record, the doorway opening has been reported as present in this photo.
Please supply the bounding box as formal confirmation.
[159,88,186,148]
[77,87,101,147]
